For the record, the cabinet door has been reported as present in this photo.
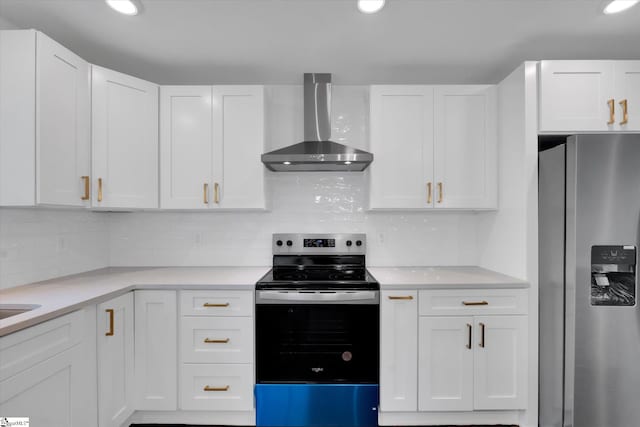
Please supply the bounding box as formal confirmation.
[369,86,434,209]
[97,292,134,427]
[433,85,497,209]
[418,316,474,411]
[0,346,92,426]
[539,60,615,132]
[134,290,177,411]
[212,85,265,209]
[160,86,213,209]
[473,315,527,410]
[92,65,158,209]
[614,61,640,131]
[380,291,418,411]
[36,31,90,206]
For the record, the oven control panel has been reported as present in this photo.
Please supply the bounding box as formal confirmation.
[273,233,366,255]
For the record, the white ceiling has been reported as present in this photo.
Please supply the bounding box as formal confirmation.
[1,0,639,85]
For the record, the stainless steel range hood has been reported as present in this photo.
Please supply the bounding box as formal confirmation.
[261,73,373,172]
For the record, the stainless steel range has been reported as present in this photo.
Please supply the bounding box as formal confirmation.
[255,233,379,427]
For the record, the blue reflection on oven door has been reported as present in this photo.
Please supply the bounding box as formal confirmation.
[255,383,378,427]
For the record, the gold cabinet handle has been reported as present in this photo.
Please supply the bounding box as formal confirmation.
[203,183,209,204]
[479,322,485,348]
[607,99,615,125]
[97,178,103,202]
[388,295,413,300]
[204,338,230,344]
[619,99,628,125]
[203,302,230,307]
[466,323,472,349]
[214,182,220,204]
[462,300,488,306]
[437,182,443,203]
[105,309,114,336]
[204,385,229,392]
[81,176,90,200]
[426,182,432,204]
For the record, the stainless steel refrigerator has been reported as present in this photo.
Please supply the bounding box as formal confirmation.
[539,134,640,427]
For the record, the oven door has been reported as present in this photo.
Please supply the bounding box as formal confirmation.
[255,290,379,383]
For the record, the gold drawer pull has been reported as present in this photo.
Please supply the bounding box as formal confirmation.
[204,338,230,344]
[204,183,209,204]
[105,309,114,336]
[97,177,103,202]
[81,176,90,200]
[214,182,220,204]
[619,99,628,125]
[203,302,230,307]
[462,300,489,306]
[204,385,229,392]
[426,182,432,204]
[437,182,443,203]
[607,98,615,125]
[388,295,413,300]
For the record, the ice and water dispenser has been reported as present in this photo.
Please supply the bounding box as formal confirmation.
[591,245,637,306]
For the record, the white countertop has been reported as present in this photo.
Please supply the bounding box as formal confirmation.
[0,267,269,337]
[368,266,528,289]
[0,265,527,337]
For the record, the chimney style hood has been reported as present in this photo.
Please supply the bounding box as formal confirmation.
[261,73,373,172]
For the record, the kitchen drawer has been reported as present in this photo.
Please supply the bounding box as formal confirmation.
[180,290,253,317]
[418,289,528,316]
[0,309,85,381]
[181,316,253,364]
[180,363,253,411]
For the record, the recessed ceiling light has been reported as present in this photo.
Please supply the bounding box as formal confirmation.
[283,161,291,165]
[106,0,140,16]
[357,0,386,14]
[344,161,352,165]
[603,0,638,14]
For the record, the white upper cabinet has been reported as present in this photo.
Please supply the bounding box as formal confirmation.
[614,61,640,131]
[160,86,213,209]
[160,85,265,210]
[539,60,640,132]
[212,86,265,209]
[369,85,497,210]
[434,86,497,209]
[92,65,159,209]
[369,86,434,209]
[0,30,90,207]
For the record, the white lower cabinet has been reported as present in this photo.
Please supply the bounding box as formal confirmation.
[0,309,97,426]
[418,315,527,412]
[380,291,418,411]
[134,290,177,411]
[178,290,255,412]
[180,364,253,411]
[380,288,528,425]
[418,316,474,411]
[97,292,134,427]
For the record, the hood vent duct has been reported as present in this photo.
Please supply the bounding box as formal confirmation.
[261,73,373,172]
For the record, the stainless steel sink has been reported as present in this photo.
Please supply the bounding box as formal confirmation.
[0,304,41,320]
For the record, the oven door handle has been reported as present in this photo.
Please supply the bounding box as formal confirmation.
[256,290,379,304]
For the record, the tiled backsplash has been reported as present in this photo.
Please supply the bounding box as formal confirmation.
[0,208,109,289]
[109,172,479,267]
